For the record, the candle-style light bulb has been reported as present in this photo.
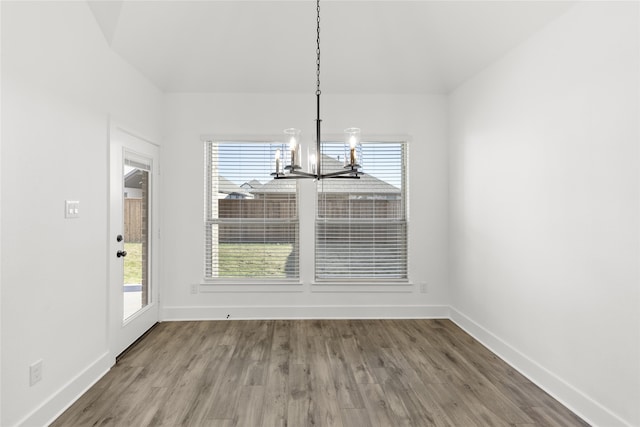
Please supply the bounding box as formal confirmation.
[349,135,357,149]
[345,128,360,167]
[289,139,296,167]
[308,151,317,174]
[284,128,301,169]
[275,148,281,174]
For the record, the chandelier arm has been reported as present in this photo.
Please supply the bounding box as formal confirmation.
[319,170,361,179]
[289,170,317,178]
[324,175,361,179]
[272,174,314,179]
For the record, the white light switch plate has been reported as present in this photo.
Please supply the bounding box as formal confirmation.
[65,200,80,219]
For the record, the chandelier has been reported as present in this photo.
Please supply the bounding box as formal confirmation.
[272,0,363,180]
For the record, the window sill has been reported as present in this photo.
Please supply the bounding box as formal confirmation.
[197,281,415,293]
[311,282,413,293]
[199,280,304,293]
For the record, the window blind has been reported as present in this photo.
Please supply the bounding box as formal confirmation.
[315,142,408,281]
[205,141,299,279]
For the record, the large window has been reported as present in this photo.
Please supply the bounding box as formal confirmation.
[316,141,408,281]
[204,141,298,279]
[204,139,407,283]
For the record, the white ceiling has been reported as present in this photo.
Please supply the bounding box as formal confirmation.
[88,1,575,94]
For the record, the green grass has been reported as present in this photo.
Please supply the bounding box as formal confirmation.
[125,242,295,281]
[124,242,143,284]
[218,243,295,278]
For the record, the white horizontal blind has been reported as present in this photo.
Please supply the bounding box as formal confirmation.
[316,141,407,281]
[205,141,298,279]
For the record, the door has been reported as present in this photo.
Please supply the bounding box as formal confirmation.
[109,126,160,357]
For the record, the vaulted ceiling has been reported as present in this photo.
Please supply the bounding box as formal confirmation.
[88,1,574,94]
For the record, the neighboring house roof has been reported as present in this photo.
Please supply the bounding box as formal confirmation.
[218,176,253,198]
[249,155,400,195]
[124,169,143,189]
[248,178,295,194]
[240,179,263,190]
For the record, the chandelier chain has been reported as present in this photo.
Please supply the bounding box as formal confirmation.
[272,0,361,181]
[316,0,321,96]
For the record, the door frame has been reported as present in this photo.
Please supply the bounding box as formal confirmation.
[108,122,160,359]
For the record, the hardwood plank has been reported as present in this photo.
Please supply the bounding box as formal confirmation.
[234,385,265,426]
[261,320,290,427]
[399,342,449,384]
[153,349,212,425]
[341,408,374,427]
[199,420,234,427]
[205,358,246,420]
[307,384,344,427]
[290,320,312,365]
[287,363,313,427]
[359,383,402,427]
[307,337,344,426]
[427,382,481,427]
[181,347,236,425]
[230,320,272,361]
[375,367,455,427]
[339,320,377,385]
[120,386,169,427]
[325,338,365,408]
[450,382,517,427]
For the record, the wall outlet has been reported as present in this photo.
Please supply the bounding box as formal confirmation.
[420,283,428,293]
[29,360,43,386]
[190,284,198,294]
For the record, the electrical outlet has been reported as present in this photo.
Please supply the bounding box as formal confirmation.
[420,283,427,293]
[30,360,43,386]
[190,284,198,294]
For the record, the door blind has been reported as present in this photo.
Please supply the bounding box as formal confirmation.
[205,141,299,280]
[316,142,408,281]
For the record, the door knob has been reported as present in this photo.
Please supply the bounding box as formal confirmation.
[117,250,127,258]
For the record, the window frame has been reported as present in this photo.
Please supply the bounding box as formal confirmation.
[201,134,412,290]
[203,137,301,285]
[314,138,410,284]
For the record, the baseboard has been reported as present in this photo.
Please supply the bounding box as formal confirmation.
[161,304,450,321]
[15,351,112,427]
[449,307,632,427]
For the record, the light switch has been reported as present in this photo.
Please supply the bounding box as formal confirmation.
[65,200,80,219]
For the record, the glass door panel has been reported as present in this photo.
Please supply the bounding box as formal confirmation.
[122,163,150,320]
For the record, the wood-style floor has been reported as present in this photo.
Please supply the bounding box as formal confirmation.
[52,320,589,426]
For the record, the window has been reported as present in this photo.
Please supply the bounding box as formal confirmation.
[316,141,408,281]
[204,141,298,280]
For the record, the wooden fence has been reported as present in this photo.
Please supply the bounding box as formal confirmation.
[124,198,143,243]
[217,198,402,220]
[215,198,403,243]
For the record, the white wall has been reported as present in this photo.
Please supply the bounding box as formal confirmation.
[161,93,449,319]
[1,2,162,426]
[449,2,639,426]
